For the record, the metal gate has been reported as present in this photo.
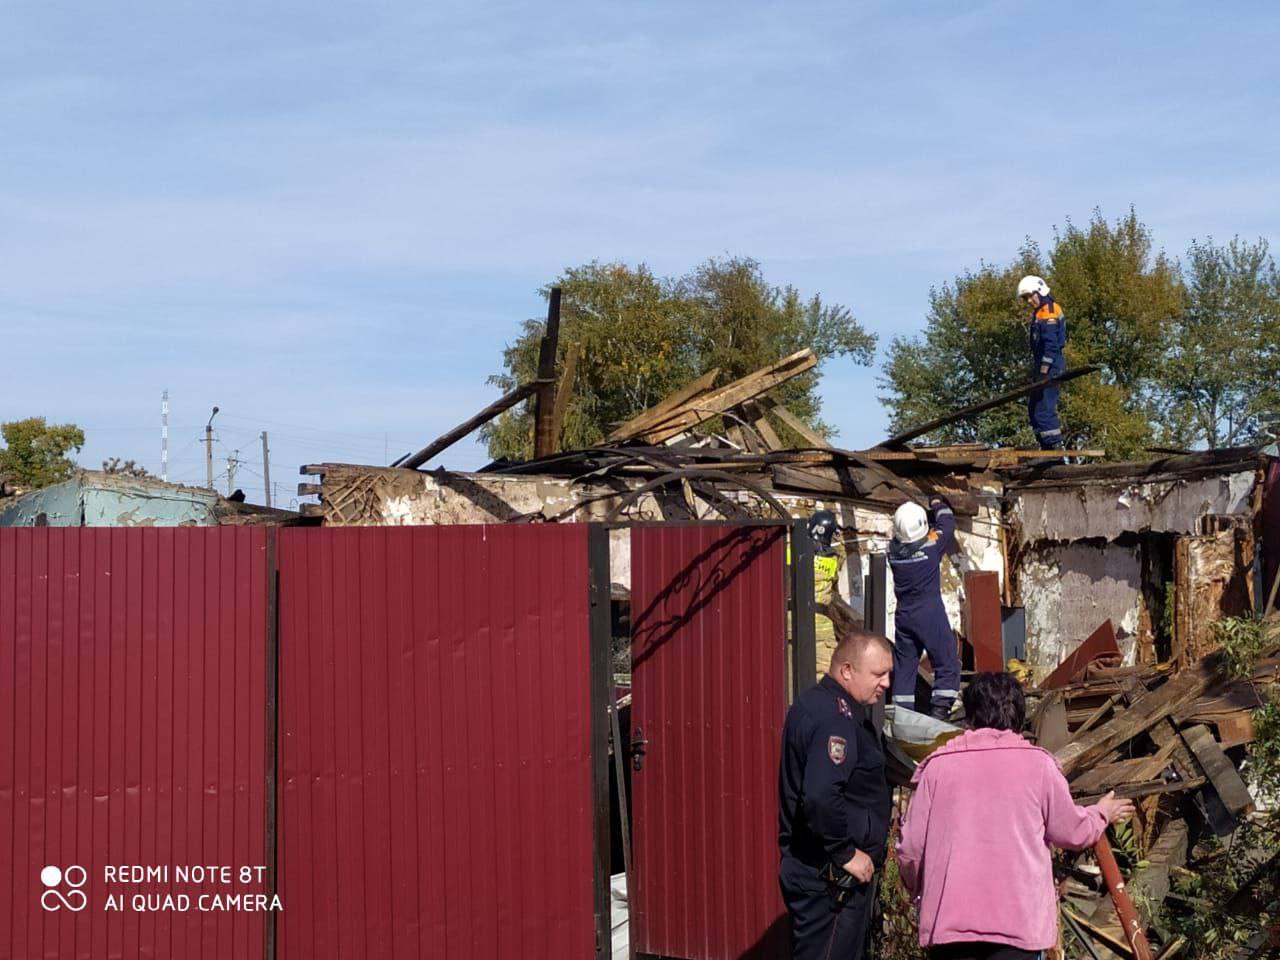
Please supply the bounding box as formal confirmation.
[276,525,610,960]
[0,527,273,960]
[629,524,790,960]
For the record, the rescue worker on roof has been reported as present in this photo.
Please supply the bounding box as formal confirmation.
[778,628,893,960]
[888,495,959,720]
[1017,275,1067,455]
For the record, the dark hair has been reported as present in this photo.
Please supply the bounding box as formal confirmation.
[962,672,1026,732]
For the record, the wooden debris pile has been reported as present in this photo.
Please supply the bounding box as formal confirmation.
[1025,642,1280,958]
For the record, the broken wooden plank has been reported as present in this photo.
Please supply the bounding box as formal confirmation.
[640,349,818,444]
[1181,724,1254,817]
[1063,905,1138,958]
[1076,777,1206,805]
[401,379,549,470]
[1074,694,1124,736]
[1056,655,1222,778]
[1210,712,1256,749]
[547,340,581,455]
[1148,718,1204,784]
[841,449,925,506]
[532,287,563,459]
[1069,735,1180,796]
[607,367,721,442]
[771,463,877,498]
[1070,756,1165,796]
[880,364,1102,447]
[743,400,784,450]
[759,399,830,448]
[840,447,1104,462]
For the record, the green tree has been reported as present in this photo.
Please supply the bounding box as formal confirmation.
[880,209,1183,459]
[0,417,85,489]
[1159,237,1280,448]
[481,257,875,460]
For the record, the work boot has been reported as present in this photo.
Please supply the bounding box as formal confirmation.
[928,701,953,722]
[1032,438,1066,467]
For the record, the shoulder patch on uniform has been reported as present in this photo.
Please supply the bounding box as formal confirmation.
[828,736,847,764]
[837,698,853,718]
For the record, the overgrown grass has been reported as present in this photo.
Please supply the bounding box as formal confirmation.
[876,844,925,960]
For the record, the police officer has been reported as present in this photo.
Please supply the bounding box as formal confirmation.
[888,495,959,719]
[778,629,893,960]
[1017,275,1067,454]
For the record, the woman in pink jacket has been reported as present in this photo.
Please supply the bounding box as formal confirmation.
[896,672,1134,960]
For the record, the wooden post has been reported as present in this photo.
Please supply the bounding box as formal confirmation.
[548,341,580,455]
[401,379,548,470]
[533,287,563,459]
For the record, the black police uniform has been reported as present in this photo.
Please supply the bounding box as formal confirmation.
[778,675,891,960]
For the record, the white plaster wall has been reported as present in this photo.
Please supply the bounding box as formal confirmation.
[1009,472,1256,545]
[1017,541,1144,671]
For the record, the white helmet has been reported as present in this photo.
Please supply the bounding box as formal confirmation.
[1017,275,1050,299]
[893,501,929,544]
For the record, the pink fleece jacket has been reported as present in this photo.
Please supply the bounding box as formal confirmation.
[896,728,1108,951]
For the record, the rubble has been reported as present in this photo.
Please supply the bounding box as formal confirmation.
[1026,629,1280,958]
[297,351,1276,681]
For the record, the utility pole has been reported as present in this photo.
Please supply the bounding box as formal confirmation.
[205,406,219,490]
[261,432,272,507]
[227,451,238,496]
[161,390,169,482]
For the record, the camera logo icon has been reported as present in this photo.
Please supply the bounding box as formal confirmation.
[40,866,88,912]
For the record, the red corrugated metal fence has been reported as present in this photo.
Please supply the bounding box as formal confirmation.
[1265,456,1280,611]
[276,525,599,960]
[0,527,271,960]
[629,524,789,960]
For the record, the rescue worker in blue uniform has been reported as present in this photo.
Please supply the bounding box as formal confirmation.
[888,495,959,719]
[1017,274,1067,454]
[778,629,893,960]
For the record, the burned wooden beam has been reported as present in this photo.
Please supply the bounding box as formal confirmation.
[880,364,1101,448]
[401,378,550,471]
[532,287,562,459]
[742,400,784,450]
[547,340,580,455]
[760,399,829,448]
[607,368,721,442]
[1055,654,1223,779]
[1181,724,1254,817]
[634,349,818,444]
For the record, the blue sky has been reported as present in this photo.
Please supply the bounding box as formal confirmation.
[2,1,1277,504]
